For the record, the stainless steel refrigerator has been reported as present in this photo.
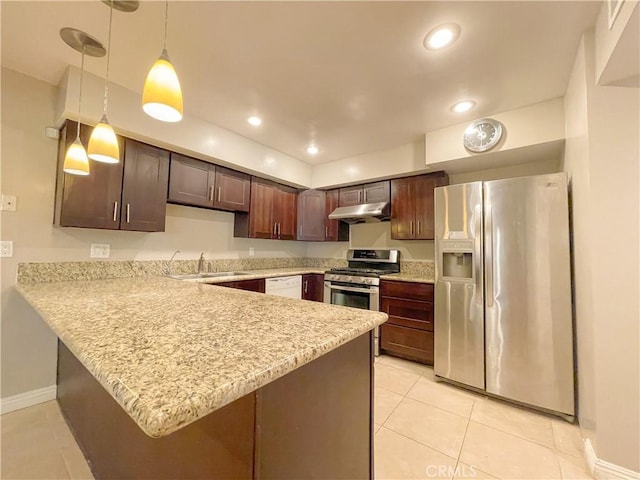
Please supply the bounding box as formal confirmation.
[434,173,574,418]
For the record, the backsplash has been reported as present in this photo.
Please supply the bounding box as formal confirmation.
[16,257,433,284]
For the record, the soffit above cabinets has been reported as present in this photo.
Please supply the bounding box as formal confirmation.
[1,1,599,165]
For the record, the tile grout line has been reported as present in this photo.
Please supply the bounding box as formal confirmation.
[452,400,475,479]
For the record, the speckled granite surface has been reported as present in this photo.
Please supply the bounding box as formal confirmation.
[17,276,386,438]
[380,273,434,284]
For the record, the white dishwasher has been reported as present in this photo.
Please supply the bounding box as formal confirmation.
[264,275,302,299]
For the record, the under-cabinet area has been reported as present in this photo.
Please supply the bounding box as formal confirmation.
[53,121,447,241]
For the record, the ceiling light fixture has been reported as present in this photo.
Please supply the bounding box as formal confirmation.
[450,100,476,113]
[423,23,461,50]
[142,1,183,122]
[59,28,106,176]
[306,145,319,155]
[248,116,262,126]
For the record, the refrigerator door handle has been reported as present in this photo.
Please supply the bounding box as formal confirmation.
[485,205,494,307]
[474,204,483,305]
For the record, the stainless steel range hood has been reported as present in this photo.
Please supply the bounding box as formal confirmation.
[327,202,389,224]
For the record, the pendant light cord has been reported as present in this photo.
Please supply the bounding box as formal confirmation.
[77,44,86,139]
[103,1,114,116]
[163,1,169,50]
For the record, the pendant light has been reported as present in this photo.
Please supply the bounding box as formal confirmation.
[88,1,119,163]
[142,1,183,123]
[60,28,106,176]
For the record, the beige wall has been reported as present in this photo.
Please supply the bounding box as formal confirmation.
[563,32,640,472]
[0,68,306,398]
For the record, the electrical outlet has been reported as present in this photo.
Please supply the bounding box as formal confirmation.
[249,247,255,257]
[1,241,14,257]
[0,194,17,212]
[90,243,110,259]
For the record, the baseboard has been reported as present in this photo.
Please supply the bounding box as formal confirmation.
[0,385,57,415]
[585,438,640,480]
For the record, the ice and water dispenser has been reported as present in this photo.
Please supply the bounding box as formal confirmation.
[442,251,473,279]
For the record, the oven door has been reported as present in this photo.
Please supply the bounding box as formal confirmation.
[324,282,379,311]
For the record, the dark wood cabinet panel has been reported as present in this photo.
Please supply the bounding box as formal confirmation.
[275,188,297,240]
[217,278,265,293]
[247,179,276,239]
[55,121,125,229]
[325,189,340,241]
[168,153,215,208]
[120,139,170,232]
[338,186,363,207]
[214,166,250,212]
[391,172,448,240]
[302,274,324,302]
[380,324,434,364]
[363,181,390,204]
[380,280,435,364]
[297,190,326,241]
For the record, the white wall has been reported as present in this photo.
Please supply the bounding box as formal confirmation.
[563,32,640,472]
[0,68,306,398]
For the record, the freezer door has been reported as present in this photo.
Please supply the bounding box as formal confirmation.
[484,173,574,415]
[434,182,485,389]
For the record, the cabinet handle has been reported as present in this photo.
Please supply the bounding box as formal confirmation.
[304,280,308,294]
[358,191,361,203]
[113,202,118,222]
[410,220,414,235]
[417,220,421,235]
[325,226,328,239]
[208,186,214,202]
[364,190,367,203]
[273,223,277,236]
[277,223,281,236]
[126,204,131,223]
[217,187,221,202]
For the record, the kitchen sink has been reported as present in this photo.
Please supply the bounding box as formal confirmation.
[166,272,252,280]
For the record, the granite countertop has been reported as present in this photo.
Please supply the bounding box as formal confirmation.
[17,276,387,438]
[380,273,435,284]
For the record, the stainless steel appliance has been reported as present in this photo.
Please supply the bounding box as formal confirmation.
[434,173,574,418]
[324,249,400,355]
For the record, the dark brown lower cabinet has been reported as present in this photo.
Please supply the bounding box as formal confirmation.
[302,273,325,302]
[57,332,373,479]
[216,278,265,293]
[380,280,434,365]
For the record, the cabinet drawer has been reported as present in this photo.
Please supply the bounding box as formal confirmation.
[380,324,434,365]
[380,280,433,301]
[216,279,265,293]
[381,297,433,331]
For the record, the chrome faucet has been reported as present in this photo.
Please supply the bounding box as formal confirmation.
[164,250,180,275]
[197,252,206,273]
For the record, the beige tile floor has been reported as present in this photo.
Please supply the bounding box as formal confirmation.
[1,355,591,480]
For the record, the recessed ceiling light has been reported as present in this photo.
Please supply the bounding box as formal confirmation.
[450,100,476,113]
[306,145,319,155]
[247,116,262,126]
[424,23,461,50]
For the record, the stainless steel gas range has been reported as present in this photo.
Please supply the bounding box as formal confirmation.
[324,249,400,355]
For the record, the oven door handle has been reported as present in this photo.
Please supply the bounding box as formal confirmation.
[327,284,377,295]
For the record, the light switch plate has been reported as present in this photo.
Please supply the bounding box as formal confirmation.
[1,241,14,257]
[1,194,17,211]
[90,243,110,259]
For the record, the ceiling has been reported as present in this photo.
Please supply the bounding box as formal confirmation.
[1,1,600,165]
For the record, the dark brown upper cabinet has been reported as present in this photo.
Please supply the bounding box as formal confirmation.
[168,155,250,213]
[234,177,298,240]
[297,190,326,241]
[339,181,390,207]
[54,121,169,232]
[324,189,349,242]
[390,172,448,240]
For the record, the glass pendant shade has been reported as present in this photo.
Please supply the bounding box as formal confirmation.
[88,115,120,163]
[63,138,90,176]
[142,49,183,123]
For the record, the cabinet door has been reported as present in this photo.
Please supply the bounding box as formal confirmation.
[120,139,170,232]
[56,121,124,229]
[380,324,434,364]
[275,188,297,240]
[168,153,215,208]
[297,190,326,241]
[249,180,275,239]
[324,189,340,241]
[338,186,362,207]
[363,181,390,204]
[214,166,250,212]
[415,173,449,240]
[390,177,416,239]
[302,274,324,302]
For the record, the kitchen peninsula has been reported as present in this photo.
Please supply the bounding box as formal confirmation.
[17,274,387,479]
